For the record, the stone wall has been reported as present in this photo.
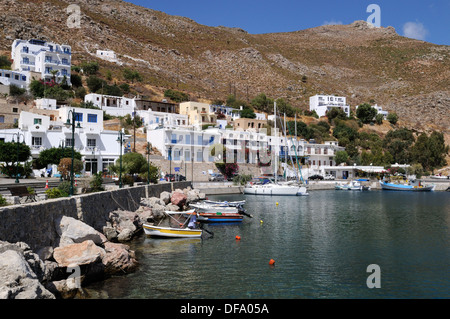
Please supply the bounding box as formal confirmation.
[0,182,191,251]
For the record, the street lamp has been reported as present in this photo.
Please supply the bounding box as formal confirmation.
[146,142,152,185]
[12,132,25,183]
[59,140,65,182]
[116,129,126,188]
[64,109,82,196]
[168,146,173,180]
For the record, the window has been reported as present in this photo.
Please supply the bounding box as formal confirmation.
[45,56,52,62]
[74,113,83,122]
[65,138,72,147]
[102,158,115,171]
[87,139,96,147]
[34,118,42,125]
[12,108,18,113]
[32,137,42,146]
[61,69,68,76]
[0,116,4,123]
[87,114,97,123]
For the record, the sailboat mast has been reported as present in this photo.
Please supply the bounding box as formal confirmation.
[274,101,277,184]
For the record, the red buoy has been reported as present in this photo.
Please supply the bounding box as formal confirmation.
[235,235,241,240]
[269,259,275,265]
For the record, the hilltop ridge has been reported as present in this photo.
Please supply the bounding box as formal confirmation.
[0,0,448,137]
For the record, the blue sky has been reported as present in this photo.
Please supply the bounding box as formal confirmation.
[129,0,449,45]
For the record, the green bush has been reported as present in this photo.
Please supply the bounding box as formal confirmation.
[232,174,252,185]
[90,172,104,192]
[45,187,66,198]
[0,194,8,207]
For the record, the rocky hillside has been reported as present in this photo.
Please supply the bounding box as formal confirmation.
[0,0,448,136]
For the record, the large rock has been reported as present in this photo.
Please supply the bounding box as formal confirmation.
[102,242,137,275]
[53,240,105,268]
[55,216,106,247]
[0,248,54,299]
[160,191,171,204]
[186,190,199,203]
[171,191,187,208]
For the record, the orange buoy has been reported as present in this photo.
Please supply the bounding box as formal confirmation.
[235,235,241,240]
[269,259,275,265]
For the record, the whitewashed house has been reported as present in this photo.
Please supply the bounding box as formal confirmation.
[0,106,123,176]
[96,50,118,63]
[84,93,136,117]
[11,39,71,86]
[0,69,31,89]
[136,109,188,130]
[310,95,350,117]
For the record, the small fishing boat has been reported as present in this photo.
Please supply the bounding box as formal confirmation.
[143,210,202,238]
[203,199,246,207]
[335,180,370,191]
[190,203,239,214]
[185,211,244,223]
[379,180,435,191]
[143,224,202,238]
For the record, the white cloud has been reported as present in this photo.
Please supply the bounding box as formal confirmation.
[402,22,428,41]
[322,20,343,26]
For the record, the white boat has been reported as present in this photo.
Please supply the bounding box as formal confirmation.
[430,174,448,179]
[335,180,370,191]
[379,180,435,191]
[203,199,246,207]
[189,203,239,214]
[244,180,308,196]
[143,224,202,238]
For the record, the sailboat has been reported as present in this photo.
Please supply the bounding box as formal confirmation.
[243,102,308,196]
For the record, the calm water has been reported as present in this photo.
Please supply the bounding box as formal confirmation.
[85,190,450,299]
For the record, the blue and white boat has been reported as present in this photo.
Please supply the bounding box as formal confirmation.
[379,180,435,191]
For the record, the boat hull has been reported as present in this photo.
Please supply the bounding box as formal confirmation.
[379,181,435,191]
[243,185,306,196]
[143,224,202,238]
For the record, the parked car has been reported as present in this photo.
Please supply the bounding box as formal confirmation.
[324,174,335,180]
[165,174,186,182]
[309,174,324,180]
[209,173,225,181]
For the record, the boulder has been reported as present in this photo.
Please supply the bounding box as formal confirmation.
[186,190,199,203]
[53,240,105,268]
[102,242,137,275]
[55,216,106,247]
[160,191,171,204]
[0,249,55,299]
[171,192,187,208]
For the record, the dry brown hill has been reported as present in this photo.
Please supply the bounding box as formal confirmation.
[0,0,448,137]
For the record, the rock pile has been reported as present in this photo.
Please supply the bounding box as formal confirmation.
[0,186,205,299]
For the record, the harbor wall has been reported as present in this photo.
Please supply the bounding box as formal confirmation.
[0,182,191,251]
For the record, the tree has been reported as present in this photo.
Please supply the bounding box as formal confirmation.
[335,150,349,165]
[383,128,415,164]
[9,85,26,97]
[86,76,106,93]
[80,61,99,75]
[356,103,377,124]
[37,147,82,168]
[411,131,449,172]
[387,112,398,125]
[0,142,31,163]
[70,73,83,88]
[164,89,189,103]
[327,107,348,124]
[123,68,142,83]
[251,93,273,113]
[57,158,83,180]
[0,55,12,69]
[240,108,256,119]
[375,114,384,125]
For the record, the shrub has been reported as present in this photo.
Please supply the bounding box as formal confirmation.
[0,194,8,207]
[90,172,104,192]
[232,174,252,185]
[387,112,398,125]
[164,89,189,103]
[45,187,66,198]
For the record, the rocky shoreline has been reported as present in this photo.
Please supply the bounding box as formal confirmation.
[0,186,205,299]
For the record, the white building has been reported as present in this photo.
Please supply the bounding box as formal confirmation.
[84,93,136,117]
[96,50,118,62]
[310,95,350,117]
[0,69,31,89]
[148,123,344,169]
[136,109,188,129]
[11,39,71,86]
[35,98,58,110]
[0,106,122,176]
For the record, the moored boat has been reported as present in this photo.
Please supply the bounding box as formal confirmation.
[143,224,202,238]
[379,180,435,191]
[336,180,370,191]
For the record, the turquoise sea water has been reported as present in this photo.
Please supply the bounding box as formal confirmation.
[85,190,450,299]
